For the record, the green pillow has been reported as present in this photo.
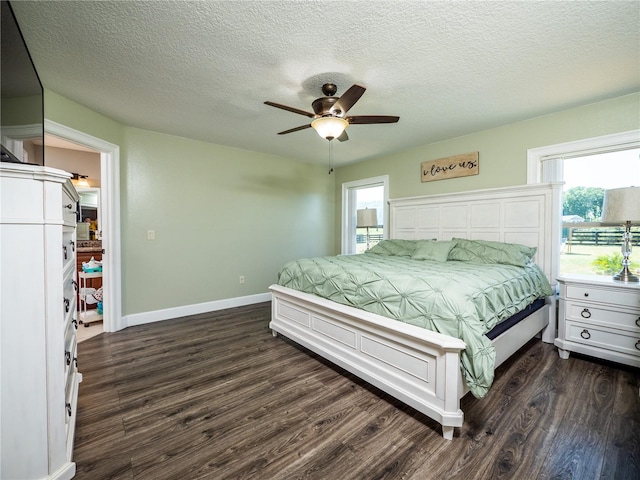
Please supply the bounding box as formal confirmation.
[412,240,455,262]
[447,238,537,267]
[365,239,417,257]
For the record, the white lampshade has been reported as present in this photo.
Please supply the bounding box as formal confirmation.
[357,208,378,228]
[311,116,348,140]
[601,187,640,223]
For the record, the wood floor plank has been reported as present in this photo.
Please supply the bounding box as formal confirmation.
[130,400,311,479]
[73,302,640,480]
[459,341,588,479]
[601,366,640,480]
[73,454,135,480]
[536,356,617,480]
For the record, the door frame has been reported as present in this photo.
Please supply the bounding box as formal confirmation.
[45,119,123,332]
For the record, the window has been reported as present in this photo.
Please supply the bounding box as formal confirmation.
[562,150,640,275]
[528,131,640,277]
[341,176,388,254]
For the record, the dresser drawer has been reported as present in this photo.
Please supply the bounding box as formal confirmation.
[566,321,640,357]
[61,185,78,226]
[566,284,640,309]
[565,301,640,332]
[62,227,75,271]
[61,199,77,226]
[64,330,77,389]
[64,343,78,426]
[63,271,77,314]
[64,326,76,362]
[64,311,78,340]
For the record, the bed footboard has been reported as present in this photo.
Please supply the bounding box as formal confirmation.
[269,284,466,440]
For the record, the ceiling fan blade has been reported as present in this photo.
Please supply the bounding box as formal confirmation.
[277,124,312,135]
[337,130,349,142]
[264,101,315,118]
[331,84,366,115]
[347,115,400,124]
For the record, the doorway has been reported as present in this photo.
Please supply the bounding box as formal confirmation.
[45,119,122,333]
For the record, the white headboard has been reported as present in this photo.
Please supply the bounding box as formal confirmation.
[389,183,563,285]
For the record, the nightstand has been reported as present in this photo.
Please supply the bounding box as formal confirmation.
[555,274,640,368]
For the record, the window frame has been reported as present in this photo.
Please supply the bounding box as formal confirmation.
[527,129,640,276]
[526,130,640,185]
[341,175,389,254]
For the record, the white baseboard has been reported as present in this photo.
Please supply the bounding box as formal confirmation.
[122,292,271,329]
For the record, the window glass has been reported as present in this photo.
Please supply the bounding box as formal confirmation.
[341,176,388,254]
[561,149,640,276]
[355,185,384,253]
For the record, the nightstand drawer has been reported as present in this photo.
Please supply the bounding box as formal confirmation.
[566,284,640,309]
[566,321,640,357]
[565,302,640,332]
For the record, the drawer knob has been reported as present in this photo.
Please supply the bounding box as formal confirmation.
[66,403,72,417]
[72,280,78,291]
[70,240,75,252]
[63,245,68,260]
[72,319,78,329]
[580,308,591,319]
[63,298,70,313]
[580,329,591,340]
[636,317,640,327]
[64,203,73,210]
[65,350,71,365]
[636,340,640,351]
[583,292,589,297]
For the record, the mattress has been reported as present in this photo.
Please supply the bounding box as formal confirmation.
[277,250,553,398]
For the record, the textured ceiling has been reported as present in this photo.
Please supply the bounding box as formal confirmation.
[10,1,640,167]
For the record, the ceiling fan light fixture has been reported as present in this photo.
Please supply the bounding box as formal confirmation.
[311,116,348,141]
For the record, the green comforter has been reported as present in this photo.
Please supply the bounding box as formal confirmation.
[277,254,553,398]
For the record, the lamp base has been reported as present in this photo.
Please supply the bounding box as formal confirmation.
[612,265,639,283]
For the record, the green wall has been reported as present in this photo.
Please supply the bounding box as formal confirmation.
[121,127,334,314]
[335,93,640,247]
[45,90,124,146]
[44,91,335,316]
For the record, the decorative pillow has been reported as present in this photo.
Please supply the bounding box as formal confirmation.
[447,238,537,267]
[365,239,418,257]
[412,240,455,262]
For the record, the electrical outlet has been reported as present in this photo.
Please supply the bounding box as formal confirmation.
[147,230,155,240]
[239,275,245,285]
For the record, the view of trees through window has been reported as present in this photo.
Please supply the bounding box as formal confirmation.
[561,148,640,276]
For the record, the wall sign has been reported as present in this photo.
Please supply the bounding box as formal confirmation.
[421,152,479,182]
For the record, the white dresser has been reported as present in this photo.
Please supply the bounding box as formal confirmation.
[556,274,640,368]
[1,163,81,480]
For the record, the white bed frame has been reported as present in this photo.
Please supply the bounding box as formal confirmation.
[270,183,562,439]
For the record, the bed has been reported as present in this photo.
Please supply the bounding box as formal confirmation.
[269,183,562,439]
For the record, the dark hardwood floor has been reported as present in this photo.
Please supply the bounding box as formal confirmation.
[74,302,640,480]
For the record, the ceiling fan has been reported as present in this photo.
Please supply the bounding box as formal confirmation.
[264,83,399,142]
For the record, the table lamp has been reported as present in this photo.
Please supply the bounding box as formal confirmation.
[601,186,640,282]
[357,208,378,250]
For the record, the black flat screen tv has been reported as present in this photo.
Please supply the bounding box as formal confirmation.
[1,0,44,166]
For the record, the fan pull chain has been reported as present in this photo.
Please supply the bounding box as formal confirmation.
[328,140,334,175]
